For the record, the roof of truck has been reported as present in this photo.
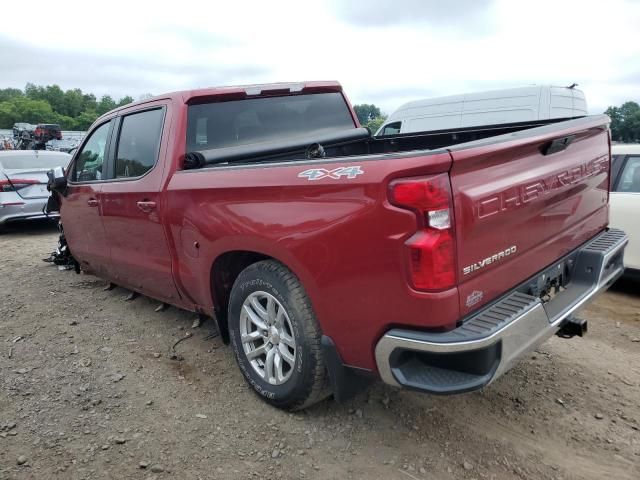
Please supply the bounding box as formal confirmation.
[100,81,343,120]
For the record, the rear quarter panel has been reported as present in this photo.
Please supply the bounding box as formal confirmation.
[164,152,458,370]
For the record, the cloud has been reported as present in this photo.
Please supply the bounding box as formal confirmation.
[330,0,495,31]
[0,0,639,116]
[0,35,269,100]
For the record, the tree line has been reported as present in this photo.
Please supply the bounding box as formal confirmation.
[0,84,134,131]
[605,101,640,143]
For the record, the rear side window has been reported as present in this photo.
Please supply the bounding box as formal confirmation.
[115,109,164,178]
[617,156,640,193]
[186,92,354,152]
[72,121,111,182]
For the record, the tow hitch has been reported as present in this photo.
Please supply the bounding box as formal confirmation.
[556,315,588,338]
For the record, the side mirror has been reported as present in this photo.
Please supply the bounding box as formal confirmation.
[47,166,67,194]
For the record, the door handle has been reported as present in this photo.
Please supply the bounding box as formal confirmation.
[136,200,157,213]
[87,198,99,207]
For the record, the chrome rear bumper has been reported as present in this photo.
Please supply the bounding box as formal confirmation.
[375,228,628,394]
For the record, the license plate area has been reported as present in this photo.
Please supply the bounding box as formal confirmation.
[524,251,579,304]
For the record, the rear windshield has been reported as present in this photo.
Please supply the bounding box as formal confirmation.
[186,92,355,152]
[0,153,70,170]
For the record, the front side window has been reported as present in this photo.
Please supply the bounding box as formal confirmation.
[72,121,110,182]
[186,92,355,152]
[115,108,164,178]
[617,156,640,193]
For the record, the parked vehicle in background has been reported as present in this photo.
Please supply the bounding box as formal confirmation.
[0,135,13,150]
[610,144,640,276]
[376,85,587,136]
[9,123,63,150]
[35,124,62,141]
[12,123,35,139]
[49,81,626,410]
[0,150,71,227]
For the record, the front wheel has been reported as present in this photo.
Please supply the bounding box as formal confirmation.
[228,260,329,410]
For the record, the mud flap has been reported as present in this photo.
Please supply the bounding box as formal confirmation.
[321,335,373,403]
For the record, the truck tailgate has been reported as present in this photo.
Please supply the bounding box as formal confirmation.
[449,115,611,316]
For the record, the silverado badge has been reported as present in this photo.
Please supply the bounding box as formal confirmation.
[463,246,517,275]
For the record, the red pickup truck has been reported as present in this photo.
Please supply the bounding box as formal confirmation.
[49,81,628,410]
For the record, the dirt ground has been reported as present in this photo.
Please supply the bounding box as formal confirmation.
[1,222,639,480]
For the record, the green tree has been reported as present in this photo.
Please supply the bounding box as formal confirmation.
[97,95,117,115]
[0,102,16,127]
[353,104,382,124]
[54,114,78,130]
[605,101,640,143]
[0,97,55,127]
[44,85,66,113]
[0,84,135,130]
[83,93,97,111]
[74,110,100,130]
[0,88,23,103]
[365,116,386,134]
[62,88,87,118]
[24,82,45,100]
[117,96,134,107]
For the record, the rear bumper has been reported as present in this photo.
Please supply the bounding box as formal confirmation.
[375,228,628,394]
[0,199,56,225]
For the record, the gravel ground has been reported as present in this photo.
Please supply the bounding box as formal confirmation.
[1,222,639,480]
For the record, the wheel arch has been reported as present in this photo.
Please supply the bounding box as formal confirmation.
[209,247,320,344]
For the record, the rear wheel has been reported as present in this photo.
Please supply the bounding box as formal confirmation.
[228,260,329,410]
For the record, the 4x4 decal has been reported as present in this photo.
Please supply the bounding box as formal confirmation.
[298,166,364,181]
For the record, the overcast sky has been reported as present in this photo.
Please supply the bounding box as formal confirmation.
[1,0,639,114]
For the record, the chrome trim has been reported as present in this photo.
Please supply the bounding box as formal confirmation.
[375,229,628,389]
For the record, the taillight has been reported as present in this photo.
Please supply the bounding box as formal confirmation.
[0,178,40,192]
[389,174,456,291]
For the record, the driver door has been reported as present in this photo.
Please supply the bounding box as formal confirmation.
[61,120,114,276]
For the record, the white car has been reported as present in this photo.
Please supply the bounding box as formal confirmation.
[0,150,71,227]
[611,144,640,276]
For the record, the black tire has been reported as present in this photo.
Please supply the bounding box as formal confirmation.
[228,260,329,410]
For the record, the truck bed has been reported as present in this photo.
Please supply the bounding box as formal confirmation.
[171,113,612,371]
[186,116,587,168]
